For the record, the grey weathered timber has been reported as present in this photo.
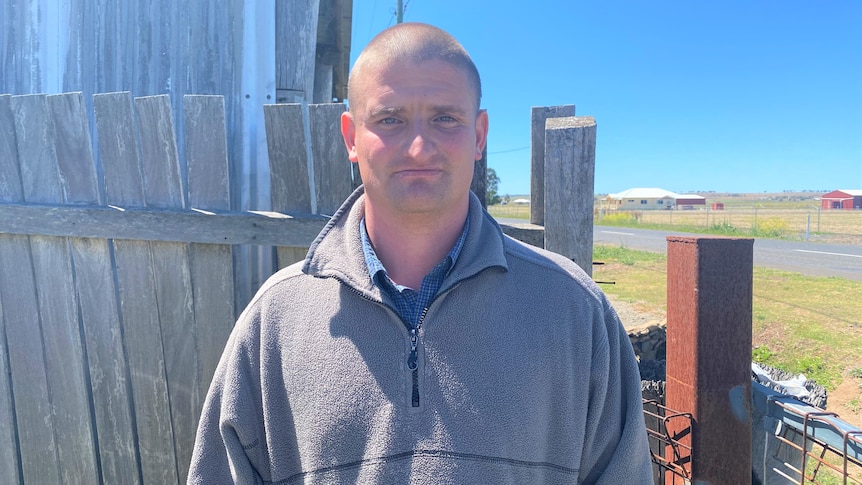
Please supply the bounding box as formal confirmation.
[186,96,230,210]
[267,103,313,213]
[184,95,235,436]
[471,146,488,208]
[530,105,575,225]
[50,92,140,484]
[97,92,179,485]
[136,94,196,483]
[12,94,101,483]
[276,0,320,101]
[0,94,31,484]
[95,92,146,207]
[0,95,24,203]
[314,62,334,103]
[543,116,596,276]
[48,93,101,204]
[0,233,57,484]
[0,297,17,485]
[135,95,186,209]
[266,103,315,268]
[12,95,64,203]
[309,102,350,216]
[0,202,328,246]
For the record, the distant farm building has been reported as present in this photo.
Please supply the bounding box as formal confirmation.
[512,198,531,205]
[606,188,706,210]
[821,190,862,210]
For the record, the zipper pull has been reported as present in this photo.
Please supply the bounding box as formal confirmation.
[407,328,418,370]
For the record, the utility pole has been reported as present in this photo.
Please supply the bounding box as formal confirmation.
[396,0,404,23]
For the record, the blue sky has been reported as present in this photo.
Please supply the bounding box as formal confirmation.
[349,1,862,196]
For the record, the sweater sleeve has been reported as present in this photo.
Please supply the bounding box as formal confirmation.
[188,323,267,485]
[578,302,654,484]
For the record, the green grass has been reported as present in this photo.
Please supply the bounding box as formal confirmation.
[592,244,862,391]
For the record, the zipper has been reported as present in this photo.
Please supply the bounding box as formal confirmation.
[408,307,430,407]
[341,281,429,408]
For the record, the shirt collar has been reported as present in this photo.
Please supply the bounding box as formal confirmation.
[360,210,471,289]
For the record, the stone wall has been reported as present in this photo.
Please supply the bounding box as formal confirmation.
[628,319,667,362]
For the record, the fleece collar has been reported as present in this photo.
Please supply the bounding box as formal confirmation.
[302,186,509,301]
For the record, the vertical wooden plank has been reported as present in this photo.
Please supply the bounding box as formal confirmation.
[275,0,320,100]
[95,92,145,206]
[266,103,312,213]
[530,105,575,226]
[0,298,19,485]
[135,95,186,209]
[50,92,140,484]
[0,94,25,485]
[309,102,351,216]
[184,95,235,450]
[0,95,23,203]
[135,94,196,483]
[543,116,596,276]
[186,96,230,210]
[471,146,488,209]
[49,93,100,204]
[12,93,99,483]
[266,103,314,268]
[95,92,178,485]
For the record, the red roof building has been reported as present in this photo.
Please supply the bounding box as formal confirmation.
[821,190,862,210]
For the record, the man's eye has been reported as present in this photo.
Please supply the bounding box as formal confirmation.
[436,115,456,122]
[380,117,400,125]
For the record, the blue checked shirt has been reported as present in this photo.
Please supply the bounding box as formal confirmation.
[360,214,470,329]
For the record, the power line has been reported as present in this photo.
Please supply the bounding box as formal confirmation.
[488,146,530,155]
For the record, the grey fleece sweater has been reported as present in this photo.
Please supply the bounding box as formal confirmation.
[188,188,652,484]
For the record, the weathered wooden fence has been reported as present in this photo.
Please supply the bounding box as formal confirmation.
[0,92,351,484]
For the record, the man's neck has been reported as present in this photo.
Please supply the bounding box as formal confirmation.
[364,200,469,290]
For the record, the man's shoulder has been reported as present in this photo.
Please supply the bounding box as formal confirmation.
[502,235,587,278]
[242,260,315,310]
[499,235,606,301]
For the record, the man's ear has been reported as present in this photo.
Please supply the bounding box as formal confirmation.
[474,109,489,160]
[341,110,359,163]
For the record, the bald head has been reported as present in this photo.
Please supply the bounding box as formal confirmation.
[347,23,482,113]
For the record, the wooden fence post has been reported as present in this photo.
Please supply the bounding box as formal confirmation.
[543,116,596,276]
[530,105,575,225]
[666,236,754,483]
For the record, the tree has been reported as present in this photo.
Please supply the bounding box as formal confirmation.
[486,167,501,206]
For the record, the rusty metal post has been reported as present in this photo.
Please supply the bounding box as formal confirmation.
[666,236,754,484]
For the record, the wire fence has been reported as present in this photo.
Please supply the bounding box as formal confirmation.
[599,207,862,238]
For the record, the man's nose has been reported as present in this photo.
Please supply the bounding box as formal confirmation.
[405,123,436,160]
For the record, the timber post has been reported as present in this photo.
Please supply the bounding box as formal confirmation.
[530,104,575,225]
[543,116,596,276]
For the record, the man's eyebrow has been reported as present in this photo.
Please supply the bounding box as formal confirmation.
[430,105,468,115]
[366,106,403,118]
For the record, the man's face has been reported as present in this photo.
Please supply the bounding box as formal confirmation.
[341,59,488,217]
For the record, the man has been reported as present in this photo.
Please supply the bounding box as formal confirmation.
[189,22,652,484]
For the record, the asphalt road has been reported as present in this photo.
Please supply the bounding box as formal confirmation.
[593,225,862,282]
